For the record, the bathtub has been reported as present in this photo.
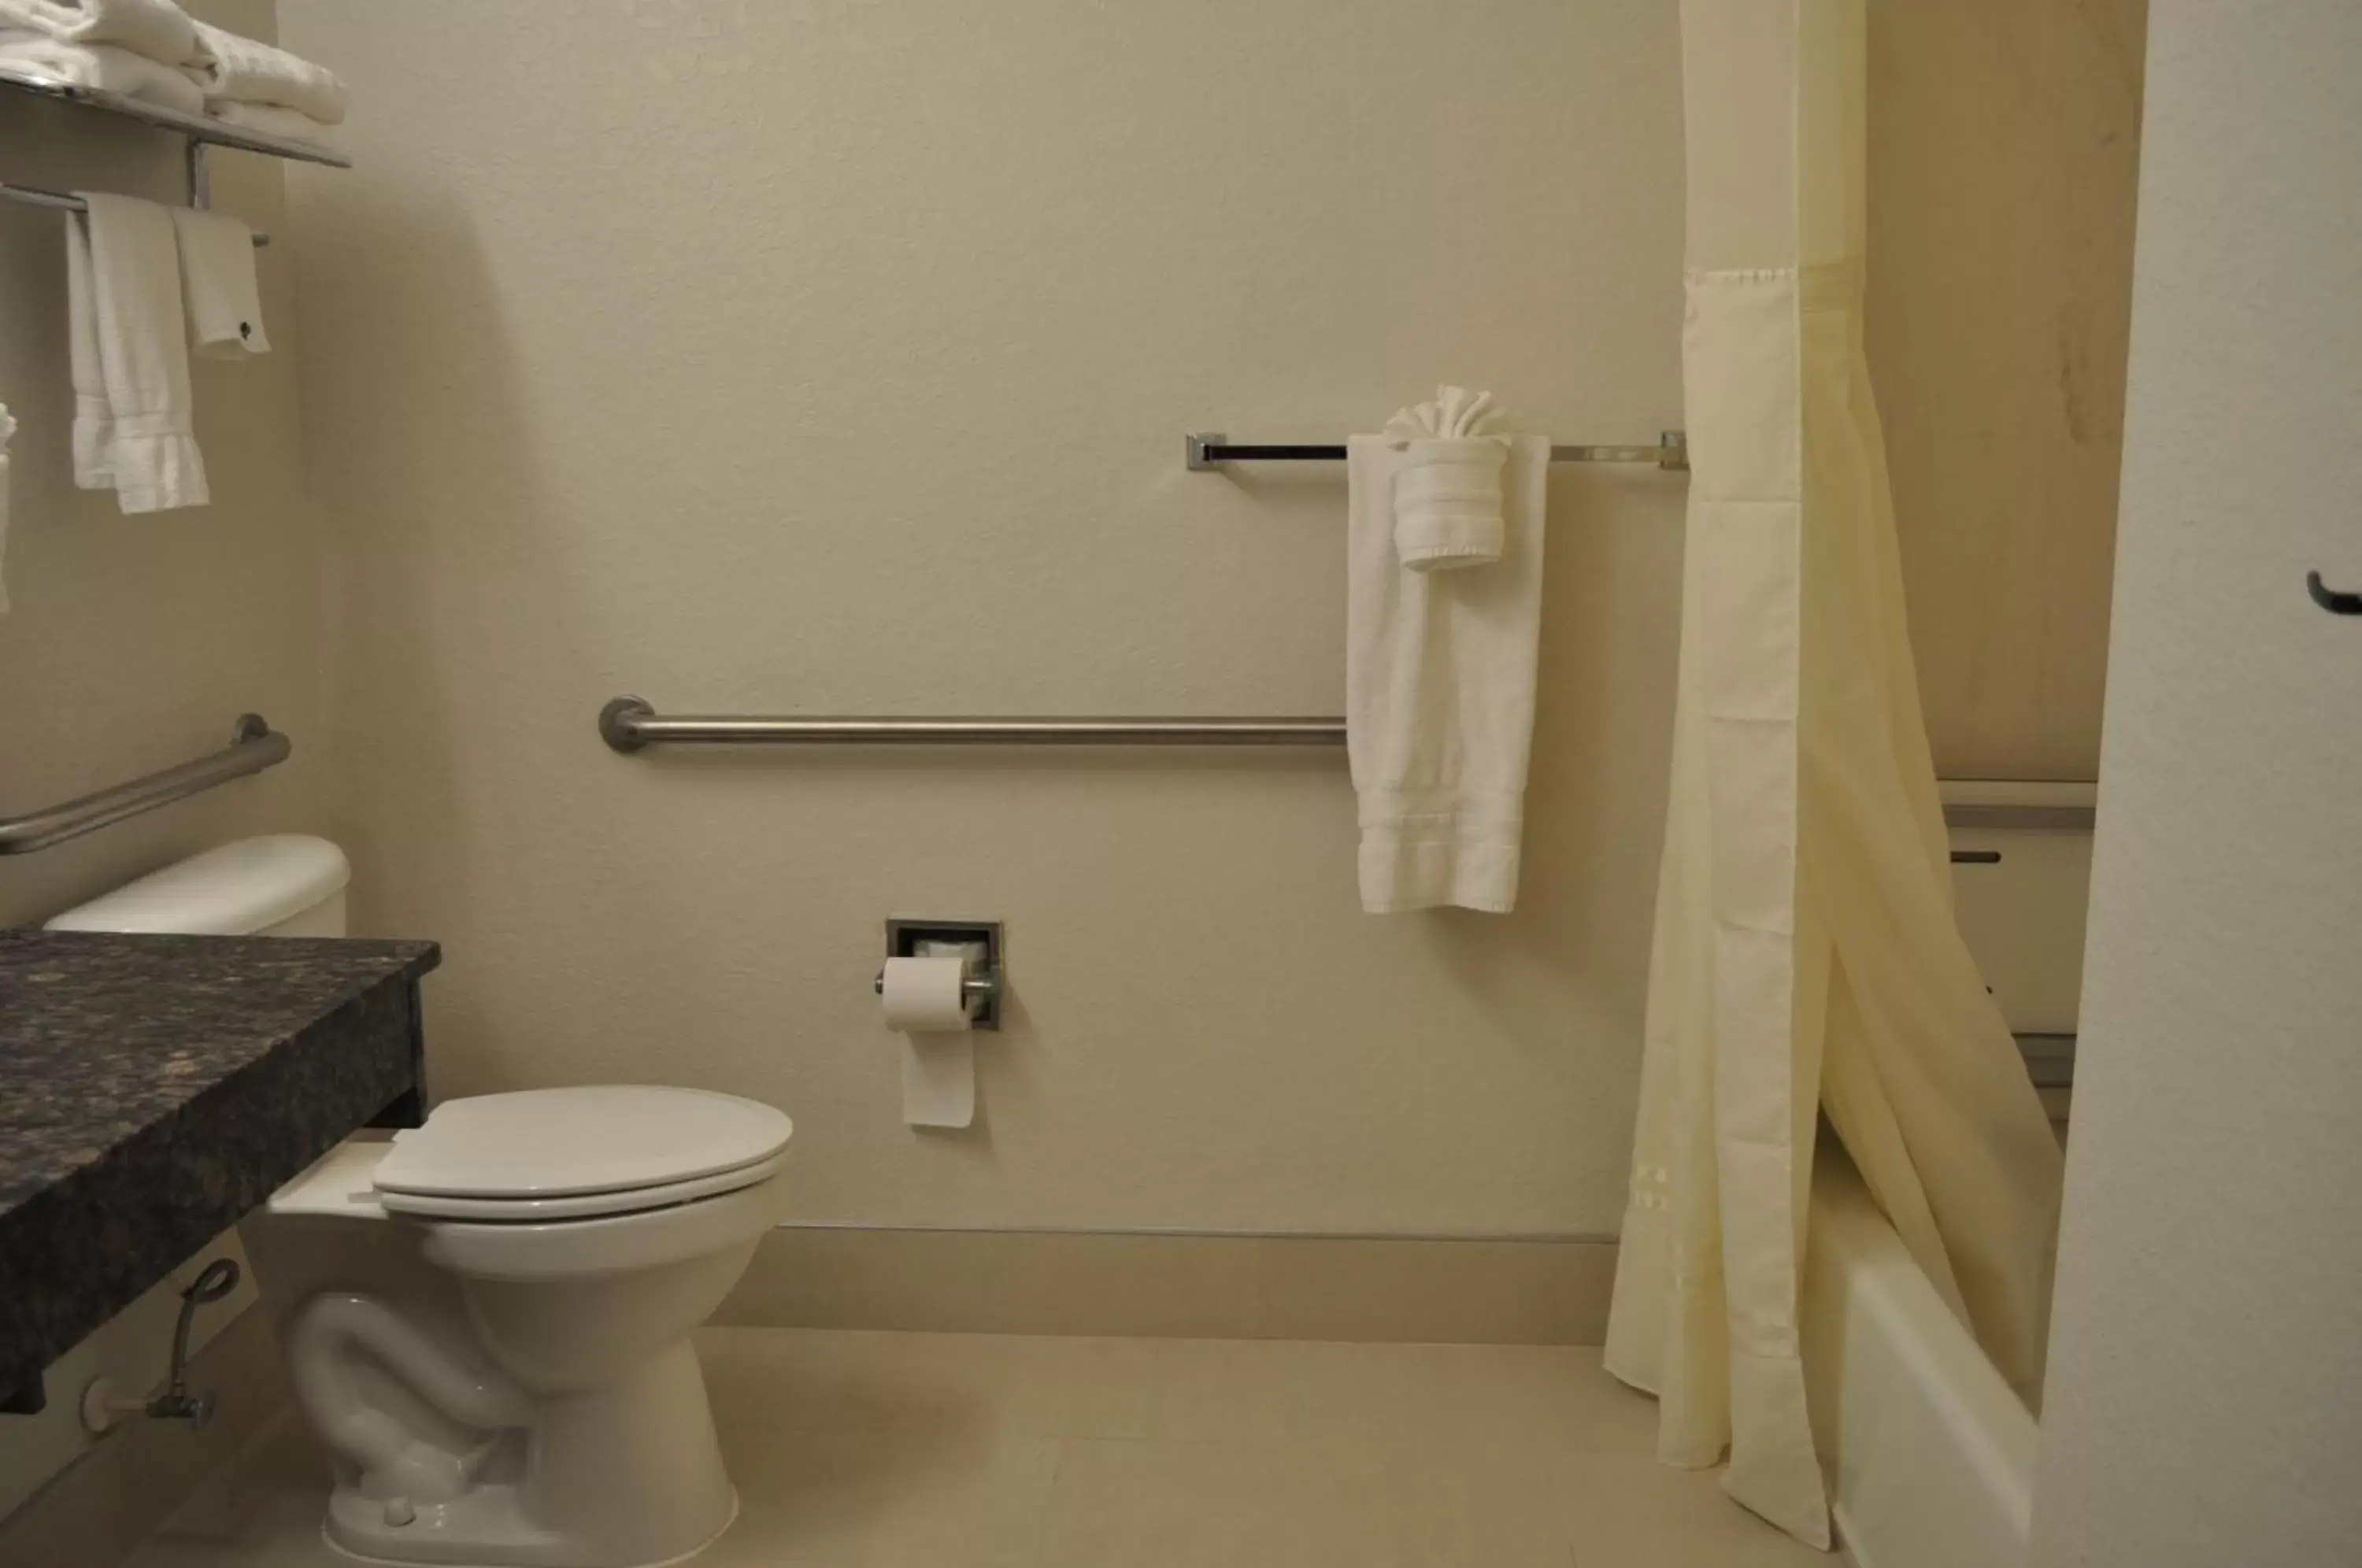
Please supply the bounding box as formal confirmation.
[1802,1145,2038,1568]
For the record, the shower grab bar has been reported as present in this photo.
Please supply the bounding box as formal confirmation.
[600,697,1341,752]
[598,697,2098,833]
[1186,430,1690,471]
[0,713,291,856]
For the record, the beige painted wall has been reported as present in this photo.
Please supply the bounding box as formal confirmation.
[1869,0,2146,781]
[0,2,329,926]
[2030,4,2362,1564]
[0,0,317,1518]
[278,0,1690,1237]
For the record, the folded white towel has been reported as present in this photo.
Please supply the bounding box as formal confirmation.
[0,30,204,112]
[169,205,266,357]
[202,98,339,152]
[183,20,344,124]
[70,194,207,513]
[1346,431,1548,913]
[0,401,16,614]
[1383,386,1513,571]
[0,0,195,69]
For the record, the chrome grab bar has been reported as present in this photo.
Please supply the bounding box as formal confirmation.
[0,714,291,856]
[598,697,1343,753]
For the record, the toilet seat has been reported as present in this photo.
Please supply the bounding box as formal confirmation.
[375,1147,790,1221]
[372,1085,794,1221]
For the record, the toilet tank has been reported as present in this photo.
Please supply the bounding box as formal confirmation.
[45,834,352,937]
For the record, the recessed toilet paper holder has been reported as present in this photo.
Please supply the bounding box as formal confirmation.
[874,919,1004,1030]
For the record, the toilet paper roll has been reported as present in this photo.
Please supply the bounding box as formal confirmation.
[879,956,974,1128]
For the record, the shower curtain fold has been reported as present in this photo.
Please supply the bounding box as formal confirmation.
[1602,0,2066,1548]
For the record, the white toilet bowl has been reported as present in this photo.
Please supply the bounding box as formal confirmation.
[245,1085,792,1568]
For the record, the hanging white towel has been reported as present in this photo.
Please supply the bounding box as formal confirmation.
[65,207,113,490]
[0,30,205,113]
[0,0,197,70]
[169,206,266,357]
[0,401,16,614]
[202,99,339,152]
[69,194,207,513]
[182,20,345,124]
[1383,386,1512,571]
[1346,431,1547,913]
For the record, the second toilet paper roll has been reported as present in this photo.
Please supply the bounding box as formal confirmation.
[879,954,975,1128]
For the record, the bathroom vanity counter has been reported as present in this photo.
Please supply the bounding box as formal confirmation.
[0,930,439,1414]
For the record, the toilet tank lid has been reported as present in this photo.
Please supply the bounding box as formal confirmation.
[44,834,351,935]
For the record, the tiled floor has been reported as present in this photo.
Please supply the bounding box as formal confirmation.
[122,1329,1830,1568]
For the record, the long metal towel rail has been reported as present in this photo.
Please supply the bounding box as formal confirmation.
[0,177,270,246]
[600,698,1341,753]
[0,713,291,855]
[1187,430,1689,471]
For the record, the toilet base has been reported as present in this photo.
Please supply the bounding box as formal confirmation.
[316,1338,740,1568]
[321,1491,739,1568]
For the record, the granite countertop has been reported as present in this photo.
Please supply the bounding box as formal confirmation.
[0,929,440,1412]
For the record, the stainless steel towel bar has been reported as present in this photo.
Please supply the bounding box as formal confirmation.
[0,177,269,245]
[600,698,1341,753]
[1187,430,1689,472]
[0,713,291,855]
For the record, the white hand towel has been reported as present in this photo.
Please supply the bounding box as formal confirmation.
[202,99,339,152]
[65,206,114,489]
[0,401,16,614]
[1382,386,1513,571]
[169,205,266,357]
[182,20,345,124]
[0,0,196,69]
[71,194,207,513]
[0,31,205,112]
[1346,431,1547,913]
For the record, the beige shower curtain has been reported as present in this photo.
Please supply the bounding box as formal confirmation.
[1601,0,2068,1546]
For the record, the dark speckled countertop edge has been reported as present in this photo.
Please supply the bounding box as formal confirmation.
[0,931,441,1405]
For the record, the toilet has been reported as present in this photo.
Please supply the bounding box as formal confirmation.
[48,837,790,1568]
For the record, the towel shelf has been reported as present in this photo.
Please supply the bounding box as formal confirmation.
[1186,430,1689,472]
[0,713,291,856]
[2,68,354,244]
[0,70,350,167]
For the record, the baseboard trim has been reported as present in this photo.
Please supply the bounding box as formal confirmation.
[719,1226,1618,1345]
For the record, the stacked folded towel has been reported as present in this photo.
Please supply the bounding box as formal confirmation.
[0,0,345,149]
[0,28,200,110]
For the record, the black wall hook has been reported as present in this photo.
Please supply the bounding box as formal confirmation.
[2307,571,2362,616]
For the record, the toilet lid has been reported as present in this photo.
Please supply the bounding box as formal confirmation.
[373,1086,794,1202]
[373,1148,789,1222]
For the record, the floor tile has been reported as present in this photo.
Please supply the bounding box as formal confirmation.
[1038,1334,1424,1446]
[1042,1435,1574,1568]
[699,1326,1068,1440]
[117,1419,339,1568]
[1396,1343,1662,1455]
[103,1329,1827,1568]
[708,1426,1063,1567]
[1557,1449,1830,1568]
